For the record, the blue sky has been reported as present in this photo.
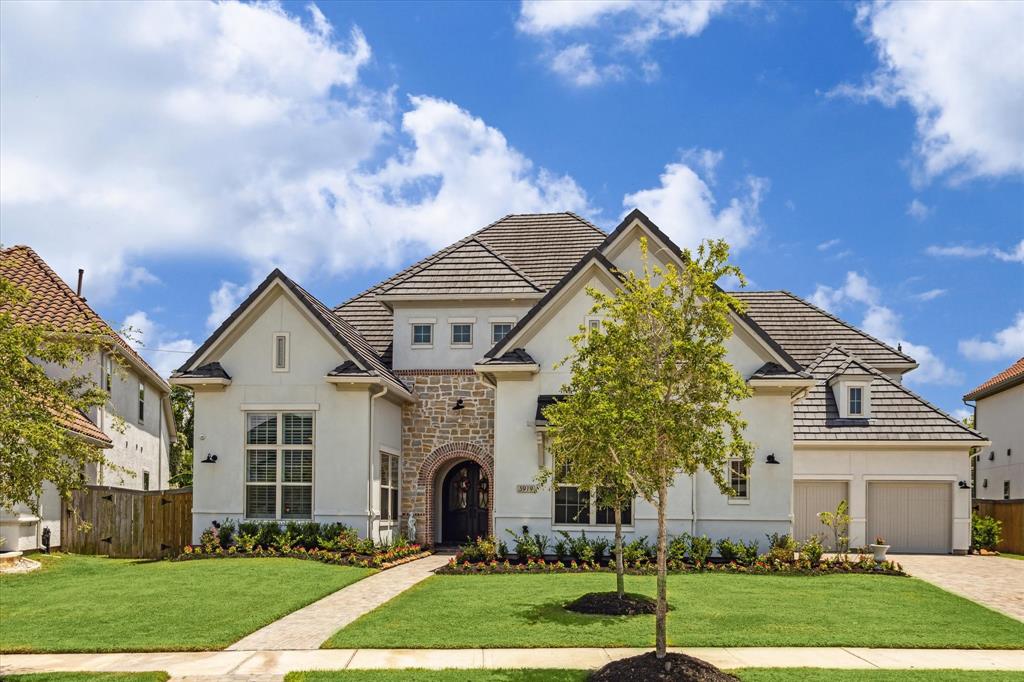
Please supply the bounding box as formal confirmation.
[1,0,1021,418]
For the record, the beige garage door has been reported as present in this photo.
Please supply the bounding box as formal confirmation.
[794,481,848,549]
[867,482,951,554]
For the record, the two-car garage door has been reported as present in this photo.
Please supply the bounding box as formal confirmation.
[867,482,951,554]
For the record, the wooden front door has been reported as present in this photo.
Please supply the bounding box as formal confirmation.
[441,461,489,544]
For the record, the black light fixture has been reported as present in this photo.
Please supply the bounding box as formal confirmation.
[766,453,780,464]
[958,480,970,489]
[452,398,465,411]
[983,479,989,488]
[202,453,218,464]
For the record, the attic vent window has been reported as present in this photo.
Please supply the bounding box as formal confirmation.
[273,333,289,372]
[848,386,863,416]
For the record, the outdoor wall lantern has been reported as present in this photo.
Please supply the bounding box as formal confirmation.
[202,453,218,464]
[766,453,780,464]
[983,479,989,488]
[452,398,465,411]
[958,480,971,489]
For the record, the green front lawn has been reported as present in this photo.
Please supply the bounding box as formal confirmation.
[324,573,1024,649]
[285,671,1024,682]
[0,554,373,653]
[2,671,165,675]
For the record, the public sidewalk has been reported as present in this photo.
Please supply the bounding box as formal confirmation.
[2,647,1023,679]
[228,553,450,651]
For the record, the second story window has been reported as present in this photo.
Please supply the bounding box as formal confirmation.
[728,459,749,500]
[491,322,513,344]
[412,323,433,346]
[138,382,145,423]
[273,333,289,372]
[451,323,473,346]
[103,354,113,394]
[849,386,863,416]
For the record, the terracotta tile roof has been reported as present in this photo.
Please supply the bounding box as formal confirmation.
[731,290,916,369]
[57,407,113,447]
[794,346,984,442]
[1,245,169,391]
[964,356,1024,401]
[334,213,605,365]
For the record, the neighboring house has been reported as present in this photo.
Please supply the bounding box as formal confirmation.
[965,357,1024,501]
[0,246,175,551]
[173,210,986,554]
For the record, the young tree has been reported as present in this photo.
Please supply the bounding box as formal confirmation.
[168,385,194,487]
[552,239,754,663]
[0,278,116,514]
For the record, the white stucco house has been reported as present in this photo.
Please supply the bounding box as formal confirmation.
[0,246,175,552]
[966,357,1023,501]
[173,210,986,554]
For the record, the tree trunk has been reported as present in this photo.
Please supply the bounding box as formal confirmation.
[615,506,624,599]
[655,481,668,660]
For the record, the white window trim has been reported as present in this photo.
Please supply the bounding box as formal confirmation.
[837,380,870,419]
[848,385,864,417]
[243,410,315,521]
[585,316,602,339]
[490,320,515,345]
[142,470,150,491]
[447,316,478,324]
[488,316,517,324]
[102,353,113,394]
[551,483,635,529]
[272,332,290,372]
[411,322,434,348]
[379,449,401,526]
[449,321,474,348]
[138,381,145,424]
[727,458,750,504]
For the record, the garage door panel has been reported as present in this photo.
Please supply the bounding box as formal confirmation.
[867,482,951,554]
[794,481,848,549]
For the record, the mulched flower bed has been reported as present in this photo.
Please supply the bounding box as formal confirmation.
[175,544,429,570]
[566,591,658,616]
[591,652,738,681]
[436,556,906,576]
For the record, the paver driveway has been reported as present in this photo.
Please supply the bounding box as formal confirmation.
[898,554,1024,622]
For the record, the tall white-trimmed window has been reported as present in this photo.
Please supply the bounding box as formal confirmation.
[380,452,400,523]
[848,386,863,416]
[103,354,113,394]
[273,333,289,372]
[728,459,749,500]
[138,382,145,423]
[245,411,314,519]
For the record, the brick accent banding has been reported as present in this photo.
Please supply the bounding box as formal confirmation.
[416,442,494,546]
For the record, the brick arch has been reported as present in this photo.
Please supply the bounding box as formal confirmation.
[417,441,494,546]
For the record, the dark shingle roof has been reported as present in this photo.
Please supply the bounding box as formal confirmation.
[535,394,566,423]
[731,290,916,369]
[334,213,606,365]
[750,362,812,380]
[478,348,537,365]
[174,362,231,380]
[794,346,984,442]
[327,360,370,376]
[964,356,1024,401]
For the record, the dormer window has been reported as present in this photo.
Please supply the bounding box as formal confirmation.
[273,333,289,372]
[849,386,863,416]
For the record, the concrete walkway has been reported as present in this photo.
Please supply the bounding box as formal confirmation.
[3,647,1023,679]
[898,553,1024,622]
[228,554,450,651]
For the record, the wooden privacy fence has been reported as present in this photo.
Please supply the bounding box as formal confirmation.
[974,499,1024,554]
[61,485,192,559]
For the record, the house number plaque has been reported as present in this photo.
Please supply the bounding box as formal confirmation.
[516,484,539,494]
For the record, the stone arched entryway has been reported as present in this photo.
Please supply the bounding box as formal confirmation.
[416,441,493,546]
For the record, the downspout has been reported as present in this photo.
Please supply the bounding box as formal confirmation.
[367,383,388,538]
[690,474,696,537]
[157,392,164,490]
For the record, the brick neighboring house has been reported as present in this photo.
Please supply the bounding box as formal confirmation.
[0,246,175,551]
[174,210,986,554]
[966,357,1024,501]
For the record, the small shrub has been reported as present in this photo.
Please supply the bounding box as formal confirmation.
[972,515,1003,550]
[716,537,741,563]
[554,536,570,560]
[766,532,796,563]
[236,531,258,553]
[532,532,551,557]
[506,526,542,559]
[622,536,655,565]
[199,525,220,553]
[588,535,611,561]
[800,535,824,565]
[238,521,261,538]
[737,539,759,566]
[460,536,499,563]
[688,534,713,567]
[255,522,280,549]
[338,526,360,551]
[216,519,236,548]
[275,527,298,553]
[668,534,690,563]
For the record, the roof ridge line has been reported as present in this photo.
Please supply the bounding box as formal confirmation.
[472,236,544,292]
[782,290,917,365]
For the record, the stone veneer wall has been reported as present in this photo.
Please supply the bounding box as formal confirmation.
[395,369,494,546]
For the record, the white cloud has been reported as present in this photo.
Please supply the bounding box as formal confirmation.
[517,0,728,86]
[952,407,972,423]
[808,271,961,385]
[906,199,930,221]
[959,312,1024,362]
[832,1,1024,182]
[926,240,1024,263]
[207,281,249,331]
[622,151,765,252]
[1,1,591,325]
[817,238,841,252]
[121,311,197,378]
[911,288,946,302]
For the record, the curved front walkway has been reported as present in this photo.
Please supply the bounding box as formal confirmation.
[228,554,450,651]
[898,554,1024,622]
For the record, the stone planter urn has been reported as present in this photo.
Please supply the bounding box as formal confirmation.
[869,541,890,563]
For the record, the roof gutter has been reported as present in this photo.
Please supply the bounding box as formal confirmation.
[367,384,388,538]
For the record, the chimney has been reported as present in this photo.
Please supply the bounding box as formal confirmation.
[76,268,85,300]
